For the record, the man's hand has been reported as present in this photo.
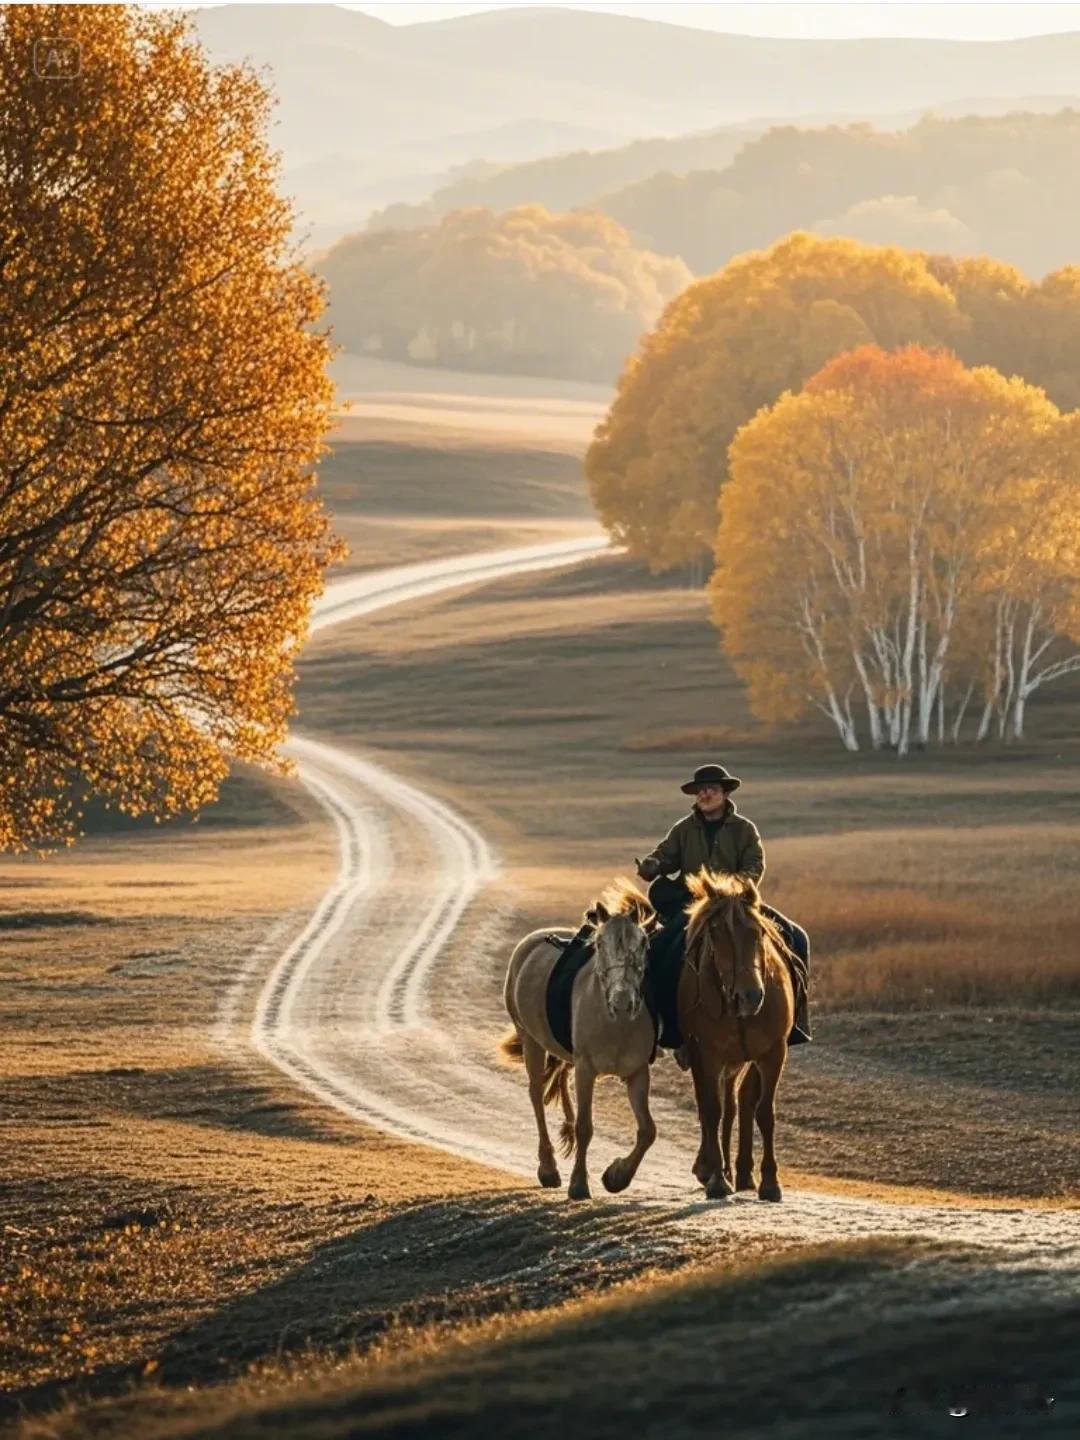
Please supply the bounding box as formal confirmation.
[636,856,662,882]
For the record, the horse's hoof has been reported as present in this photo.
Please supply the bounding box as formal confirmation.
[567,1178,591,1201]
[538,1167,562,1189]
[758,1180,783,1202]
[706,1173,734,1200]
[602,1161,631,1194]
[735,1172,755,1192]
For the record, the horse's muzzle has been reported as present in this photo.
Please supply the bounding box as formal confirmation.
[736,986,765,1016]
[608,988,641,1021]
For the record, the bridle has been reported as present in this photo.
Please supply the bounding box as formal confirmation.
[684,896,762,1060]
[591,915,648,1013]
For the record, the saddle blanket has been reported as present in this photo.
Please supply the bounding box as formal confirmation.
[544,925,658,1058]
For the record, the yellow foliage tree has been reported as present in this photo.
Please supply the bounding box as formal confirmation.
[586,233,964,572]
[711,346,1064,752]
[0,5,344,850]
[318,203,691,381]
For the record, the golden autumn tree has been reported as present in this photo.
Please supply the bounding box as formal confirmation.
[586,233,965,573]
[711,346,1063,753]
[971,415,1080,741]
[0,5,344,850]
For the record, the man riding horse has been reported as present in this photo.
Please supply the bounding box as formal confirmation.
[636,763,812,1055]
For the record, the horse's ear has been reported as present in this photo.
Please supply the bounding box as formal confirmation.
[584,905,599,926]
[594,900,610,924]
[632,897,653,927]
[700,870,722,899]
[741,876,760,907]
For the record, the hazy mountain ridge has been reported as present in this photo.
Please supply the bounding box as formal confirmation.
[595,109,1080,278]
[190,4,1080,248]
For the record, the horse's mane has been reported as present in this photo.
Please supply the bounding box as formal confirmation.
[685,869,792,968]
[585,876,656,930]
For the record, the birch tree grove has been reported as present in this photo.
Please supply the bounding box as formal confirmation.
[711,346,1078,752]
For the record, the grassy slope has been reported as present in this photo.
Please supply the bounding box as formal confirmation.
[21,1240,1076,1439]
[0,766,506,1413]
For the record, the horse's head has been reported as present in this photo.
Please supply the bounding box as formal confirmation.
[584,879,655,1022]
[685,870,770,1018]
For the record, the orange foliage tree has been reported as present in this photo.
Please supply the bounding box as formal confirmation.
[588,233,1080,576]
[586,233,964,572]
[0,5,344,849]
[711,347,1073,752]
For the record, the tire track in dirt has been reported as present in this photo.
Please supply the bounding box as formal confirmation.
[238,535,1080,1280]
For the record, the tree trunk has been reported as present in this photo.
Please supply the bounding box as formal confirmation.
[976,697,995,742]
[951,680,975,744]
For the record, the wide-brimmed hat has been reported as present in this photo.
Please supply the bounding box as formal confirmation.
[680,763,741,795]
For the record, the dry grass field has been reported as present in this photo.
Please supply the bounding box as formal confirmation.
[318,433,599,577]
[4,402,1077,1437]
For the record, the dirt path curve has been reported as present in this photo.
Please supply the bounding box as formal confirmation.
[238,536,1080,1281]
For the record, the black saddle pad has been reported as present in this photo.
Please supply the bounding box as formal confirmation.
[544,926,595,1054]
[544,925,659,1057]
[647,920,686,1047]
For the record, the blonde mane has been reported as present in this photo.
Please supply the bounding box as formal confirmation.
[684,869,792,973]
[587,876,656,931]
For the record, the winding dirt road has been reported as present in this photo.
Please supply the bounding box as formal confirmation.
[237,536,1079,1282]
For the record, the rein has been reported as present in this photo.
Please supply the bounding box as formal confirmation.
[684,897,759,1061]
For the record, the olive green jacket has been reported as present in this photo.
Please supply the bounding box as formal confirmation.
[643,801,765,882]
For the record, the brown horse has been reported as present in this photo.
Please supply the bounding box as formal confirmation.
[501,879,658,1200]
[678,870,795,1202]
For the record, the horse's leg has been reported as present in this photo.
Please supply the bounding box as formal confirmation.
[735,1063,761,1192]
[689,1042,715,1185]
[691,1049,730,1199]
[523,1033,560,1189]
[567,1060,595,1201]
[755,1040,787,1203]
[720,1065,741,1190]
[602,1064,657,1194]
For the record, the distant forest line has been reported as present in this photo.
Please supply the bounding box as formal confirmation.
[365,110,1080,283]
[318,110,1080,383]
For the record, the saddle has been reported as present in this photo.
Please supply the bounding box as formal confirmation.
[543,925,659,1059]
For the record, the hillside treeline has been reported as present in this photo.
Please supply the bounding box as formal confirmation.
[589,234,1080,749]
[367,124,760,234]
[317,205,690,381]
[366,111,1080,289]
[599,111,1080,279]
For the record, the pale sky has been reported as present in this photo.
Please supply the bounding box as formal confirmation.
[346,2,1080,40]
[173,2,1080,40]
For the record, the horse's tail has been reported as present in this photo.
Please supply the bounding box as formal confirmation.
[545,1062,576,1157]
[498,1026,524,1064]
